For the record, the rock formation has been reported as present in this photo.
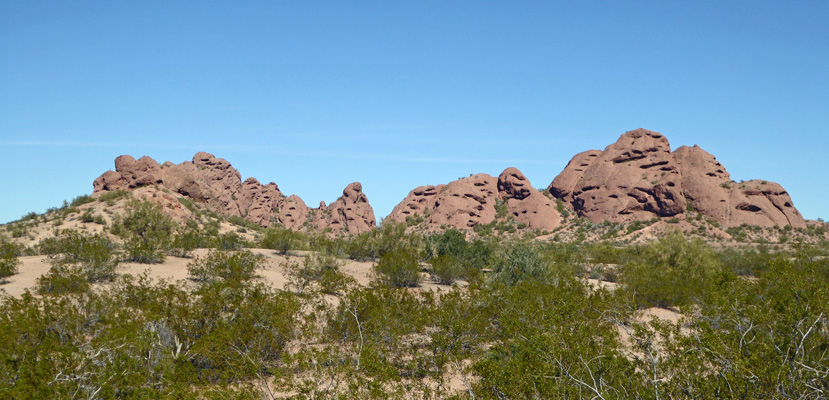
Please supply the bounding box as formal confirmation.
[388,167,561,232]
[547,150,601,204]
[550,129,806,228]
[93,152,376,234]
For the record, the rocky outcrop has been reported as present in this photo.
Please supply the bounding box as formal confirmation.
[499,168,560,231]
[550,129,805,228]
[93,153,376,234]
[93,155,163,191]
[562,129,684,223]
[388,168,561,232]
[727,181,805,228]
[547,150,601,204]
[321,183,377,235]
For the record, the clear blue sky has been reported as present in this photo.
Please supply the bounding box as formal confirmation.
[2,1,827,224]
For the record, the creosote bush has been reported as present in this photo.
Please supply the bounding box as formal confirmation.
[260,226,302,255]
[0,240,22,283]
[283,252,353,295]
[112,200,175,263]
[428,254,465,285]
[35,230,119,294]
[619,229,722,308]
[373,248,421,287]
[187,249,264,284]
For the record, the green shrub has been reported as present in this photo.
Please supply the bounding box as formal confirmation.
[620,230,723,308]
[97,189,131,205]
[45,230,120,282]
[373,248,421,287]
[347,221,422,261]
[428,254,466,285]
[492,241,549,285]
[113,200,175,263]
[187,249,263,284]
[35,263,91,294]
[80,208,95,223]
[167,221,205,258]
[10,224,28,238]
[0,240,21,283]
[283,253,353,294]
[260,226,300,255]
[425,229,468,261]
[70,194,94,207]
[212,231,246,250]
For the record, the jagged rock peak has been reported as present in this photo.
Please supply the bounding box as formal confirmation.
[92,152,376,234]
[549,129,805,228]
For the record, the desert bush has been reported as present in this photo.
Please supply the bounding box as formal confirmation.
[347,220,422,261]
[167,221,205,258]
[97,189,130,205]
[472,279,636,399]
[70,194,94,207]
[260,226,301,255]
[41,230,120,283]
[0,240,21,283]
[373,248,421,287]
[284,252,353,295]
[35,263,91,294]
[308,233,348,257]
[619,230,723,308]
[491,241,550,285]
[112,200,175,263]
[428,254,467,285]
[211,231,245,250]
[187,249,263,284]
[425,229,468,261]
[80,208,95,223]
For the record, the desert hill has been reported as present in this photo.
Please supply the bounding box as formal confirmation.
[93,152,376,235]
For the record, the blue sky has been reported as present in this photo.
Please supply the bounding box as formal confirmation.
[1,1,827,224]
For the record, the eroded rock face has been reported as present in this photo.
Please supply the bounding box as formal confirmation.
[728,181,806,228]
[388,168,561,232]
[547,149,601,204]
[93,153,376,234]
[499,168,560,231]
[550,129,805,228]
[568,129,684,223]
[323,183,377,234]
[93,155,163,191]
[673,145,731,224]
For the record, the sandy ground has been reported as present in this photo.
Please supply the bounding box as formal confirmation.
[1,248,463,299]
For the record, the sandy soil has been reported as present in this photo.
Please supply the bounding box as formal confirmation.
[1,247,463,299]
